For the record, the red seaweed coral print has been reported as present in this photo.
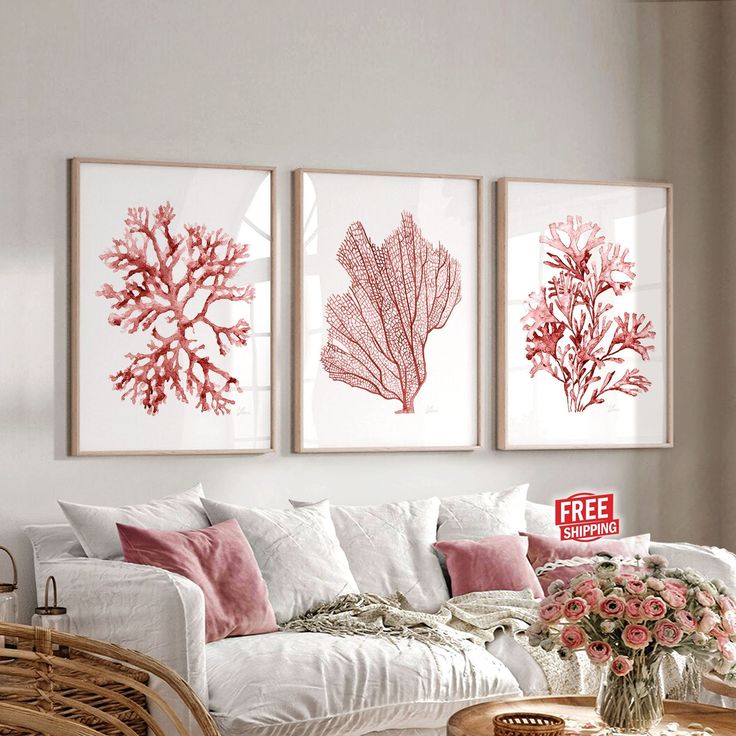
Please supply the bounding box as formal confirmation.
[97,202,254,416]
[321,211,461,413]
[522,215,655,413]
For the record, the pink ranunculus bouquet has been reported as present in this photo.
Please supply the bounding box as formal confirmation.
[526,554,736,732]
[526,554,736,677]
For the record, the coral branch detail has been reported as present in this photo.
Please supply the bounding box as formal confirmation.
[97,202,254,415]
[321,211,462,413]
[522,215,655,412]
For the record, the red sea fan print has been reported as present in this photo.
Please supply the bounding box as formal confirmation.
[522,215,655,413]
[321,211,461,413]
[97,202,254,415]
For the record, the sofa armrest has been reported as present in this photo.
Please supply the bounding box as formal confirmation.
[649,541,736,594]
[38,557,207,706]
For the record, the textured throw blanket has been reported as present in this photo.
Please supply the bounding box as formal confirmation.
[285,590,700,698]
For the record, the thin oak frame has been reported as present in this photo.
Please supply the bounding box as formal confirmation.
[70,157,277,456]
[496,176,674,450]
[293,167,483,454]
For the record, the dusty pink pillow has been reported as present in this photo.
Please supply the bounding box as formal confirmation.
[118,519,277,643]
[524,532,651,595]
[434,535,544,598]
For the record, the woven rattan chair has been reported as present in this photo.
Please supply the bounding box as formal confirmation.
[0,622,220,736]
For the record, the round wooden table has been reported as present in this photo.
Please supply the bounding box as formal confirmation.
[448,695,736,735]
[702,671,736,700]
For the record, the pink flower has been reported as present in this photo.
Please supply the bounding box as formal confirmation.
[563,597,590,623]
[663,578,688,595]
[599,595,626,619]
[575,578,600,597]
[674,610,698,632]
[611,655,634,676]
[641,596,667,620]
[550,589,571,605]
[582,588,605,612]
[698,608,720,634]
[718,639,736,662]
[697,590,716,608]
[622,624,652,650]
[719,596,736,613]
[625,598,645,621]
[586,640,612,664]
[560,625,588,651]
[654,619,684,647]
[661,587,688,609]
[722,610,736,636]
[647,578,665,592]
[625,579,647,596]
[616,572,639,586]
[540,601,563,623]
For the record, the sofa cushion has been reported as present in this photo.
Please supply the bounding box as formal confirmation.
[292,497,448,613]
[525,501,557,536]
[434,535,544,598]
[437,484,528,542]
[202,498,358,623]
[118,519,278,643]
[59,484,209,559]
[525,532,651,595]
[206,630,521,736]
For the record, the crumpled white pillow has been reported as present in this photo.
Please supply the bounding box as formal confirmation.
[203,498,358,623]
[59,483,210,560]
[292,497,449,613]
[437,484,529,542]
[525,500,557,536]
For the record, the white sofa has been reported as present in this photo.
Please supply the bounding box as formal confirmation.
[25,510,736,736]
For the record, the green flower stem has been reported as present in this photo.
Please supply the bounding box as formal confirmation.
[596,655,664,734]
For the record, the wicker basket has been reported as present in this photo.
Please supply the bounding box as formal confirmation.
[0,622,220,736]
[0,644,149,736]
[493,712,565,736]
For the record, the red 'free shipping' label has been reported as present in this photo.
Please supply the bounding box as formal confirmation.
[555,492,620,542]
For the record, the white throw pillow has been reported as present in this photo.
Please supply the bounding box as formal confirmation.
[437,484,528,542]
[59,484,209,560]
[292,497,449,613]
[202,498,358,623]
[525,500,558,536]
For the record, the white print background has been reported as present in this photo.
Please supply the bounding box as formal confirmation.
[300,172,478,449]
[505,180,668,447]
[77,163,272,452]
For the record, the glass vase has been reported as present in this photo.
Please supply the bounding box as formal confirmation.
[596,656,664,735]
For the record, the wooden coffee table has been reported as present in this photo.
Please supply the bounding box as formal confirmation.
[448,695,736,735]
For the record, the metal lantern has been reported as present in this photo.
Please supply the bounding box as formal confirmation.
[0,546,18,657]
[32,575,71,657]
[0,545,18,624]
[32,576,70,634]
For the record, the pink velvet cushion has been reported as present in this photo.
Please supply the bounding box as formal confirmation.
[118,519,277,643]
[524,532,651,595]
[434,535,544,598]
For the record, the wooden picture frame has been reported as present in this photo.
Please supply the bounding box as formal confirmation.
[71,158,276,455]
[496,177,673,450]
[294,168,483,453]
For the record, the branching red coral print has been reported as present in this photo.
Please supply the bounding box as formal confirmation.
[522,215,655,412]
[321,211,461,413]
[97,202,254,415]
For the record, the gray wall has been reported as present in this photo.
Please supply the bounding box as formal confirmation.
[0,0,731,619]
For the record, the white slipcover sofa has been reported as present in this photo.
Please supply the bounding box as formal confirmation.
[25,503,736,736]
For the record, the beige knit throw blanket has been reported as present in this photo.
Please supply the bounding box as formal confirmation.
[285,590,700,698]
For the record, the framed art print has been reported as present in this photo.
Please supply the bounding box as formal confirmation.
[497,178,672,450]
[294,168,481,453]
[71,158,275,455]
